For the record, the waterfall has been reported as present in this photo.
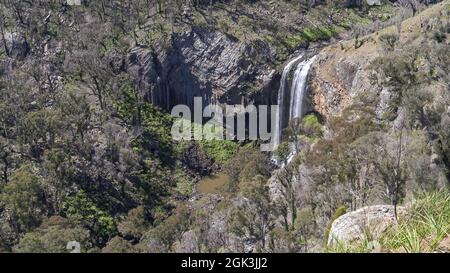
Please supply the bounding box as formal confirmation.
[272,55,316,164]
[289,56,317,120]
[272,54,303,151]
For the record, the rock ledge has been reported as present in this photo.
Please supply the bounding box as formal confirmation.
[328,205,405,246]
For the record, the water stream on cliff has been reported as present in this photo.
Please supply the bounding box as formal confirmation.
[273,54,316,165]
[272,54,304,151]
[290,56,317,120]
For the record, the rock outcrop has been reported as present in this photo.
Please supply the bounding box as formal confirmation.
[126,27,277,111]
[4,32,30,60]
[436,236,450,253]
[328,205,405,246]
[309,0,446,119]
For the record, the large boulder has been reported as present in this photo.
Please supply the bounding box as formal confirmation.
[328,205,405,247]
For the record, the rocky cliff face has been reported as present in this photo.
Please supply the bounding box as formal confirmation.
[126,28,277,111]
[309,0,447,120]
[268,0,448,252]
[309,41,375,118]
[120,1,444,114]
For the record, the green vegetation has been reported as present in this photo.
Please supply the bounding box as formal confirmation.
[382,191,450,253]
[116,86,175,161]
[102,236,137,253]
[302,27,336,42]
[199,139,239,165]
[63,191,117,246]
[224,147,271,192]
[0,0,447,254]
[378,32,399,51]
[0,166,46,233]
[325,206,347,241]
[14,216,93,253]
[174,167,194,198]
[302,114,323,141]
[329,192,450,253]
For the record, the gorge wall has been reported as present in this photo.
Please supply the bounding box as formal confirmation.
[123,0,445,124]
[126,27,277,111]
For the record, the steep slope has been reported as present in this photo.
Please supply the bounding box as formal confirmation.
[0,0,447,253]
[310,0,449,118]
[267,0,449,253]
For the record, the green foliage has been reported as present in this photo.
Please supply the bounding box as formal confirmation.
[303,114,320,129]
[199,139,239,165]
[302,114,323,140]
[41,149,76,214]
[102,236,136,253]
[280,114,324,166]
[116,87,174,160]
[302,26,335,42]
[325,206,347,241]
[238,16,253,30]
[327,236,375,253]
[57,92,91,143]
[284,34,306,51]
[139,107,175,156]
[266,25,336,55]
[114,84,177,212]
[99,28,128,55]
[0,0,447,253]
[432,118,450,182]
[230,175,275,251]
[174,167,194,197]
[0,165,46,233]
[217,17,231,33]
[139,204,190,252]
[135,159,173,211]
[117,206,150,241]
[382,191,450,253]
[274,141,291,165]
[13,216,92,253]
[295,207,315,236]
[432,31,446,43]
[18,109,60,151]
[378,33,399,51]
[224,147,271,193]
[369,39,446,126]
[331,191,450,253]
[63,191,117,246]
[294,207,316,251]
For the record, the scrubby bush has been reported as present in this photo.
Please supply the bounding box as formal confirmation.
[63,191,117,246]
[379,33,399,51]
[13,216,92,253]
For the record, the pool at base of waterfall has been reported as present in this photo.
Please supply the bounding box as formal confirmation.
[197,173,231,194]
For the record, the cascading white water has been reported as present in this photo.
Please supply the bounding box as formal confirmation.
[289,56,317,120]
[272,55,316,164]
[272,54,303,151]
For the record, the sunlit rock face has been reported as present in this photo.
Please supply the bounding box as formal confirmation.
[328,205,406,247]
[126,27,277,111]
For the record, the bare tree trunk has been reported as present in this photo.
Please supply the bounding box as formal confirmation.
[393,126,404,222]
[0,19,10,57]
